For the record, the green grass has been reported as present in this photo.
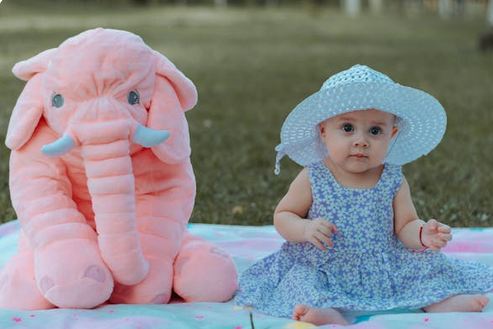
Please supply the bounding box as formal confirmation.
[0,3,492,226]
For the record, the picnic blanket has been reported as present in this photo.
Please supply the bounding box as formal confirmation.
[1,220,493,329]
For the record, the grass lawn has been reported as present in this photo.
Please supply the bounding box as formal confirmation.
[0,3,492,226]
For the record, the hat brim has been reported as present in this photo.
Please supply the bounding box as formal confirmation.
[279,82,447,166]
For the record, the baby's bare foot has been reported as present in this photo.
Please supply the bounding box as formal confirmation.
[424,294,489,313]
[292,304,348,326]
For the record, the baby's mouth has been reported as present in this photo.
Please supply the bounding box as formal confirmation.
[350,153,368,159]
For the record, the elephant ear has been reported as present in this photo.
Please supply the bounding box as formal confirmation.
[148,52,198,164]
[5,49,55,150]
[12,48,55,81]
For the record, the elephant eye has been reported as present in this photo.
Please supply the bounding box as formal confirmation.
[51,94,64,108]
[128,91,140,105]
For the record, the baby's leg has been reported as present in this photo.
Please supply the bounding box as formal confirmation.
[292,304,348,326]
[423,294,489,313]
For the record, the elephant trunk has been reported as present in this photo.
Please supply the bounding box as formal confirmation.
[76,119,149,285]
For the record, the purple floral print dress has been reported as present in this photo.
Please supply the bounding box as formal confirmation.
[235,161,493,317]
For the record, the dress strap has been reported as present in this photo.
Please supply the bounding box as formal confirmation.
[382,163,403,197]
[307,161,338,195]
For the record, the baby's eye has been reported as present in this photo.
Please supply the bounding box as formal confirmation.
[342,123,354,133]
[369,126,382,135]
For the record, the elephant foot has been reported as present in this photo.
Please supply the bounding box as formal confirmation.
[110,259,173,304]
[0,252,54,310]
[35,239,114,308]
[173,237,238,302]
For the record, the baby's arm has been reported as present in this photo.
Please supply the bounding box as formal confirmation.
[274,169,337,250]
[394,177,452,250]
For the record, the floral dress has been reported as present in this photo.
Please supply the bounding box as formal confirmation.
[234,161,493,317]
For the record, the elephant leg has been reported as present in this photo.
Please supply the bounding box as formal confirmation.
[0,233,53,310]
[34,224,114,308]
[173,233,238,302]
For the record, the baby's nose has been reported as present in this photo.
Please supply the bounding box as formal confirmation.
[353,138,369,148]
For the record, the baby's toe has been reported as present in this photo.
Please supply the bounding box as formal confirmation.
[477,295,489,309]
[292,304,309,320]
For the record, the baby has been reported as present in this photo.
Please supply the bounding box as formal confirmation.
[234,65,493,326]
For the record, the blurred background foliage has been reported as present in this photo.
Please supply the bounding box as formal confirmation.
[0,0,492,226]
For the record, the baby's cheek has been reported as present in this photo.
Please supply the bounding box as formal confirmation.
[378,140,393,155]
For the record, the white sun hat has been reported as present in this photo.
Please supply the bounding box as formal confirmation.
[274,64,447,175]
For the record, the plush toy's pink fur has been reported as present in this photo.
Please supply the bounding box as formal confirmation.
[0,28,237,309]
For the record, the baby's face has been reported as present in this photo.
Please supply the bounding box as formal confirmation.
[319,109,398,174]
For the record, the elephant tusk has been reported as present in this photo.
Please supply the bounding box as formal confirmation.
[134,124,170,147]
[41,134,76,156]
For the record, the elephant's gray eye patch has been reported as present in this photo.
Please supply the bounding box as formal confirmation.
[51,94,64,108]
[128,91,140,105]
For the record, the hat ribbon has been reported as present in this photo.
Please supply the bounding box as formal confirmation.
[274,144,286,175]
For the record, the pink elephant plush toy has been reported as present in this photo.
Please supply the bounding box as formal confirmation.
[0,28,237,310]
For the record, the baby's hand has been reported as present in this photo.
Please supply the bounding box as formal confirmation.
[303,218,337,251]
[421,219,452,251]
